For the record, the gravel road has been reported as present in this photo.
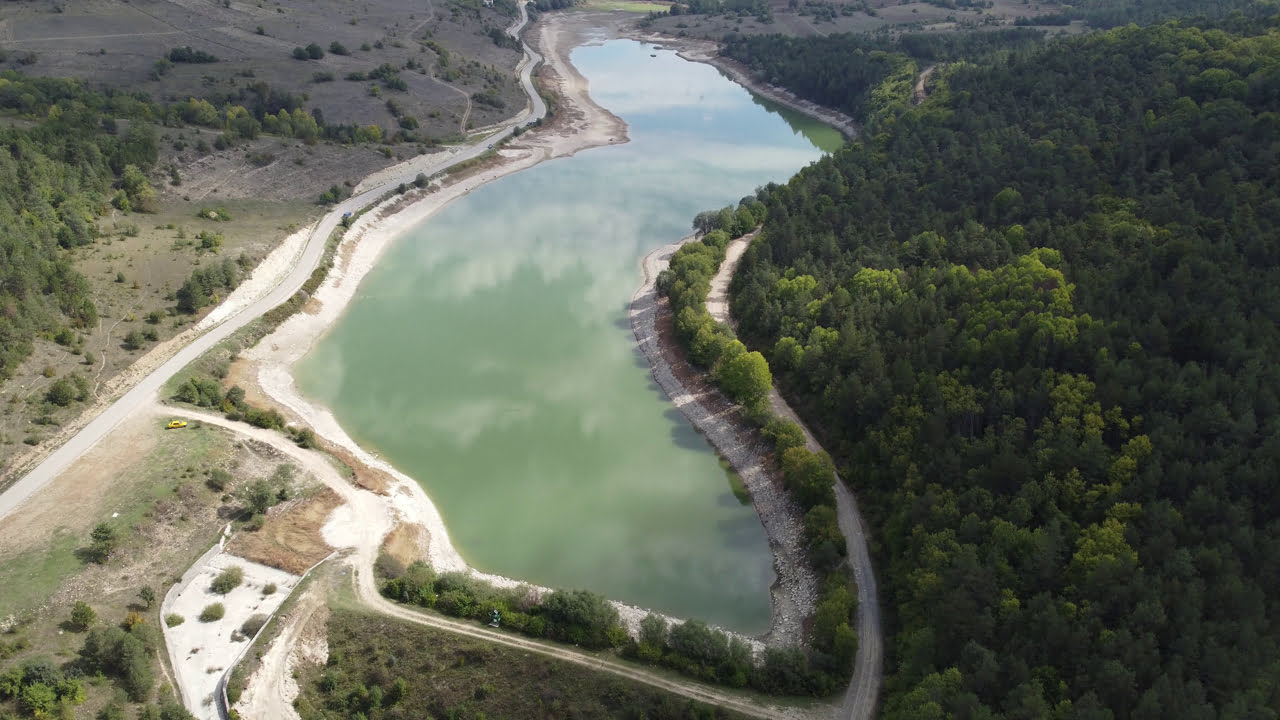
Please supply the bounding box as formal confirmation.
[0,1,546,525]
[704,235,883,720]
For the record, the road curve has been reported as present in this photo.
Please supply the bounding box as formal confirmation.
[0,3,545,524]
[708,237,884,720]
[161,406,822,720]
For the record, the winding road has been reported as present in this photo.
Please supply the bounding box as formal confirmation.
[163,405,821,720]
[0,1,544,525]
[1,6,881,718]
[708,238,883,720]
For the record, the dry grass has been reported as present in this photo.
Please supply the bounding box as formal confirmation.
[226,488,341,574]
[380,521,432,570]
[0,419,291,716]
[0,195,316,484]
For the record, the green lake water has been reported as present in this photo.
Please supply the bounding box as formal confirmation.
[296,38,835,634]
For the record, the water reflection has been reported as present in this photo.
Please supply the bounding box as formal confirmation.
[297,39,831,633]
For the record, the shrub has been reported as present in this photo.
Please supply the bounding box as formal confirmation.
[199,604,225,622]
[240,614,268,636]
[87,523,119,563]
[46,377,78,406]
[70,602,96,631]
[168,46,218,63]
[79,626,154,701]
[262,583,277,596]
[541,589,623,650]
[207,468,233,491]
[164,614,185,627]
[210,567,243,594]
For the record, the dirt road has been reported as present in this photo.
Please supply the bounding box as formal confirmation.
[707,236,884,720]
[0,1,546,526]
[914,64,937,105]
[165,406,827,720]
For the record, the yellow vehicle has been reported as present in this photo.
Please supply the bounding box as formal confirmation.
[167,420,188,429]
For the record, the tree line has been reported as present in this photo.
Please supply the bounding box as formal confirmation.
[0,73,164,382]
[720,28,1046,121]
[726,9,1280,718]
[657,202,858,696]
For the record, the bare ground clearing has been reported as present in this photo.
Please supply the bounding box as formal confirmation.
[0,417,304,718]
[225,487,340,575]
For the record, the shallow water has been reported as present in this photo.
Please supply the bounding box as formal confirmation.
[297,38,832,634]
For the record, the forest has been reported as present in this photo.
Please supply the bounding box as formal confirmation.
[0,73,161,382]
[1021,0,1266,28]
[726,10,1280,719]
[721,28,1046,121]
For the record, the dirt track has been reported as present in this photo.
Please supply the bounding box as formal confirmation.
[708,237,884,720]
[167,406,826,720]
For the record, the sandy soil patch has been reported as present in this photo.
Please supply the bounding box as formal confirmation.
[380,520,433,571]
[0,412,154,558]
[226,488,341,575]
[233,580,329,720]
[163,551,301,719]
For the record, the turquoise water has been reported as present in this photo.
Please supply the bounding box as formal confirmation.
[297,39,830,634]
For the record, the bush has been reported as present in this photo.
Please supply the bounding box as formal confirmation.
[199,604,225,622]
[262,583,277,596]
[211,566,244,594]
[168,46,218,63]
[46,377,78,406]
[240,614,268,636]
[70,601,96,631]
[164,614,184,627]
[79,626,154,701]
[542,589,623,649]
[87,523,118,563]
[207,468,233,491]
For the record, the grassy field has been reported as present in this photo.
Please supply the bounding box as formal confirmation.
[0,193,316,480]
[295,606,755,720]
[0,419,312,718]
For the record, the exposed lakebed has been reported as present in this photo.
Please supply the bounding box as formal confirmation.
[297,38,832,634]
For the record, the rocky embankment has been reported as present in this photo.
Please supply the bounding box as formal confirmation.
[630,241,817,646]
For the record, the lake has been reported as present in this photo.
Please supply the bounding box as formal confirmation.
[296,37,833,634]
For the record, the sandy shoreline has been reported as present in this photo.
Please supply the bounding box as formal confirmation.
[235,9,833,649]
[241,10,624,573]
[628,30,861,140]
[630,241,815,646]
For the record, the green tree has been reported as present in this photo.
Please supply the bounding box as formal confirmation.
[717,350,772,407]
[46,377,78,406]
[239,479,275,515]
[88,523,118,563]
[541,589,622,649]
[70,601,96,630]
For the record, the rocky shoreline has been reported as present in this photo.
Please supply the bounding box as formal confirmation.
[630,241,817,647]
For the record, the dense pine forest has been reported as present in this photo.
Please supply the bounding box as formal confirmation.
[728,12,1280,719]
